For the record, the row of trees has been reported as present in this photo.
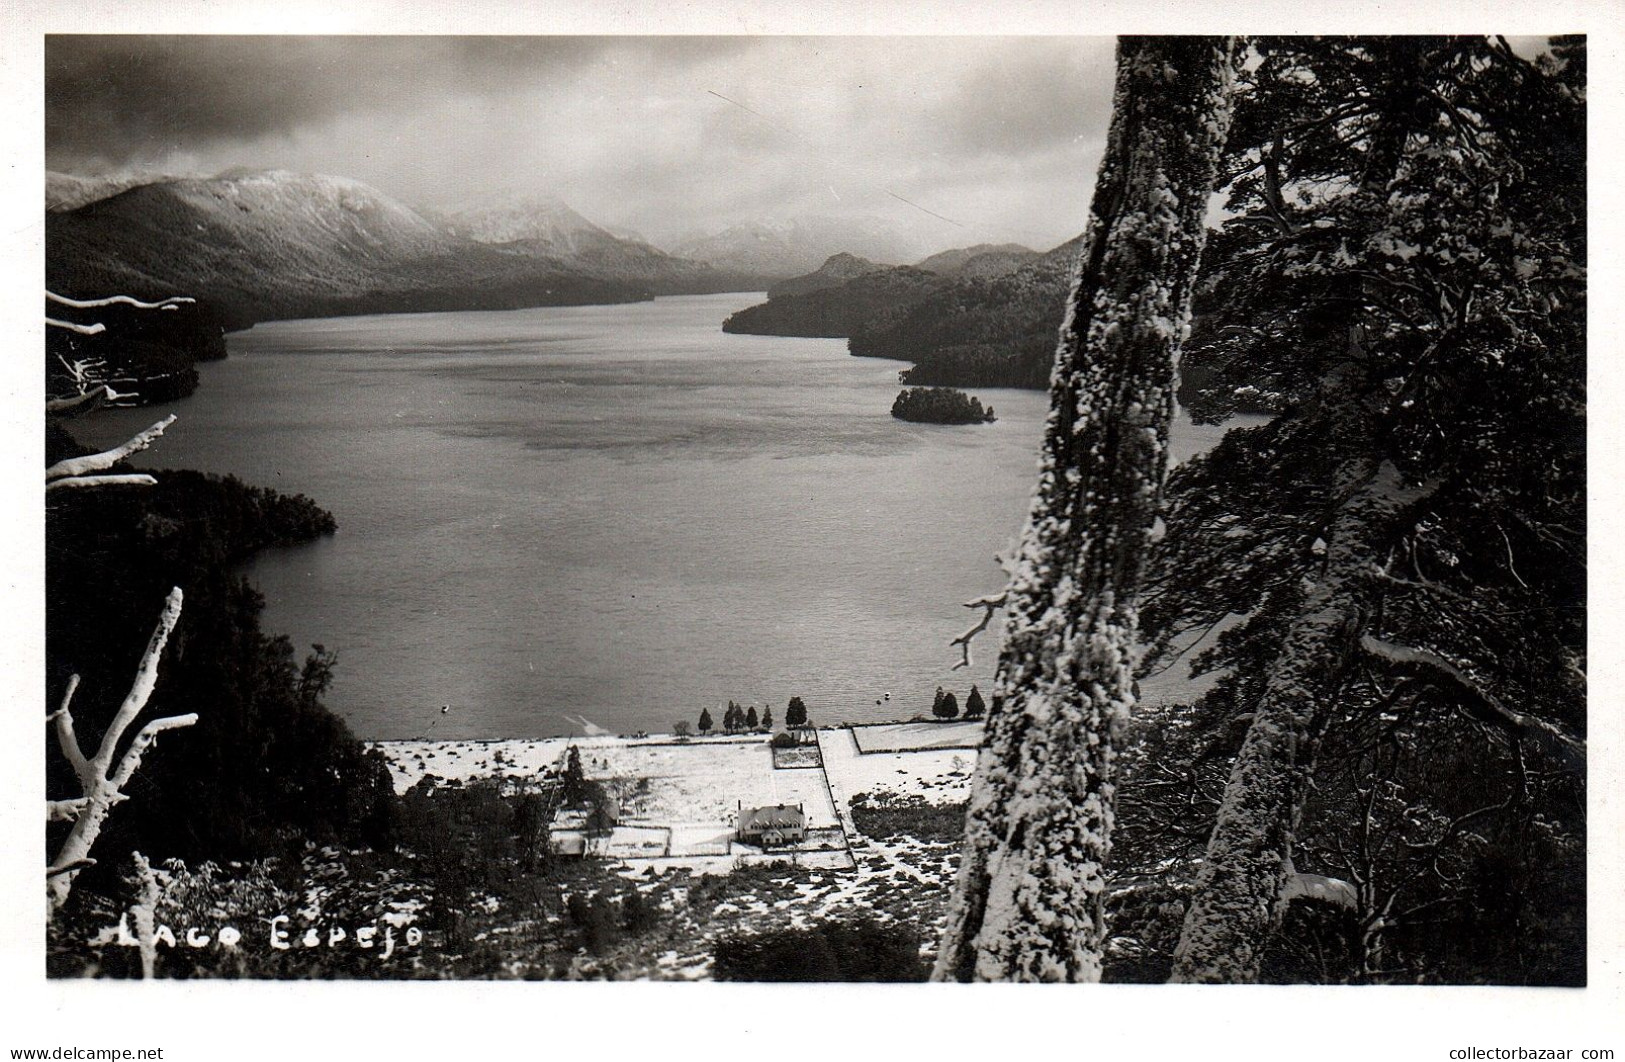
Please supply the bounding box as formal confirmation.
[938,35,1583,984]
[931,685,987,721]
[695,696,811,735]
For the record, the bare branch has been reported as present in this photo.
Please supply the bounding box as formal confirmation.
[107,714,201,792]
[45,317,107,336]
[1498,524,1529,590]
[89,588,184,779]
[47,858,95,879]
[45,415,176,483]
[48,798,89,822]
[49,589,190,909]
[46,474,159,493]
[950,592,1007,670]
[47,386,120,417]
[50,674,94,790]
[47,291,194,311]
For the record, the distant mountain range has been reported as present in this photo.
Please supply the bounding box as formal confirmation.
[46,170,755,329]
[45,169,771,401]
[912,243,1041,278]
[45,166,1064,404]
[671,215,934,280]
[721,239,1074,389]
[437,195,756,295]
[764,252,889,300]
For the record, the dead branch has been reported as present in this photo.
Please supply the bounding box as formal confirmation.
[48,290,194,311]
[950,592,1007,670]
[45,317,108,335]
[48,799,89,822]
[46,474,160,492]
[45,415,176,488]
[46,386,123,417]
[48,588,192,909]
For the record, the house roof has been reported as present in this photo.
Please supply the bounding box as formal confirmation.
[739,804,805,830]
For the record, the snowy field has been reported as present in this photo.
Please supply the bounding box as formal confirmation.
[848,720,984,753]
[373,737,576,794]
[818,727,978,805]
[579,736,840,831]
[373,727,978,881]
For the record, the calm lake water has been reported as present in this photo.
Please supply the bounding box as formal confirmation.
[77,293,1237,740]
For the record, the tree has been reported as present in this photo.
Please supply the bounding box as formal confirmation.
[934,690,960,721]
[932,686,945,717]
[48,588,194,909]
[672,720,692,738]
[934,36,1241,982]
[761,706,773,731]
[585,801,616,847]
[45,293,395,892]
[1148,37,1586,982]
[561,746,587,806]
[45,297,199,912]
[698,707,714,734]
[622,889,659,936]
[786,696,809,728]
[510,787,552,874]
[964,686,986,720]
[746,706,759,729]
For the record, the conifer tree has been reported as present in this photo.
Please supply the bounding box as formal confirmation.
[1145,36,1587,982]
[786,696,808,728]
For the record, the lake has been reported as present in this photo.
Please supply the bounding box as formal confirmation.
[75,293,1237,740]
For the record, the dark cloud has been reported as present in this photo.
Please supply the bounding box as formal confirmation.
[46,36,742,170]
[44,35,1114,251]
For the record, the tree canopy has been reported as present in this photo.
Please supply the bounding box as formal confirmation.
[1126,35,1586,984]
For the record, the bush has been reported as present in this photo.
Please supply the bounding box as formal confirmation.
[712,918,928,981]
[848,793,967,844]
[770,732,798,749]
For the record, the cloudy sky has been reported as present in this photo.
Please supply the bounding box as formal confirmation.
[45,35,1116,251]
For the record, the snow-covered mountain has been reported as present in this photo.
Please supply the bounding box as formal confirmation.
[443,195,750,294]
[47,170,659,327]
[47,170,185,213]
[442,195,622,253]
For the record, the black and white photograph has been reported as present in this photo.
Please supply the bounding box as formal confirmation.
[7,1,1622,1058]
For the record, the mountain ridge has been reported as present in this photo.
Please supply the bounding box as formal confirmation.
[720,236,1083,389]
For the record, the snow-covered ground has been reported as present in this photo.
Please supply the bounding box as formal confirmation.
[371,727,982,976]
[373,737,576,794]
[578,736,840,830]
[373,726,980,884]
[817,726,978,805]
[848,720,984,753]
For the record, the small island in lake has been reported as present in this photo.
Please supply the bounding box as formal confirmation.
[890,386,997,425]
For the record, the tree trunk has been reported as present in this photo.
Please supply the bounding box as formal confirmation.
[933,36,1239,982]
[1169,457,1437,982]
